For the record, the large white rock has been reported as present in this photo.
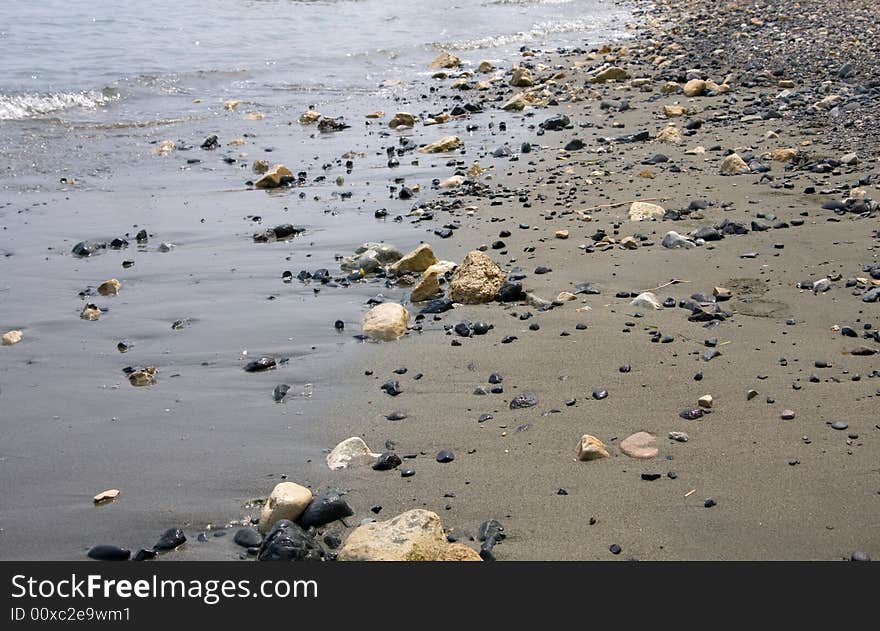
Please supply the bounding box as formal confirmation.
[628,201,665,221]
[327,437,380,470]
[2,330,23,346]
[362,303,409,341]
[259,482,313,533]
[338,509,481,561]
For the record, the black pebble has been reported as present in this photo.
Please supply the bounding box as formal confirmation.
[87,545,131,561]
[436,450,455,463]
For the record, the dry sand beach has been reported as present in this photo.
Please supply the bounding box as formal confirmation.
[1,0,878,561]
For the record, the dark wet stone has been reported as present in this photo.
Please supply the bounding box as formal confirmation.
[257,520,326,561]
[573,282,601,295]
[488,373,503,384]
[381,380,402,396]
[117,341,132,353]
[132,548,157,561]
[539,113,570,131]
[244,356,276,372]
[534,266,551,275]
[851,551,871,562]
[298,487,354,528]
[702,349,722,362]
[454,321,472,337]
[704,498,717,508]
[472,321,491,335]
[815,360,830,368]
[201,135,219,150]
[501,335,518,343]
[135,229,148,243]
[592,388,608,400]
[323,533,342,550]
[841,327,858,337]
[197,532,209,542]
[641,473,661,481]
[386,411,407,421]
[499,281,526,302]
[72,240,108,257]
[372,452,402,470]
[831,421,849,430]
[510,394,538,409]
[564,139,585,151]
[400,468,415,478]
[420,298,454,313]
[680,408,704,420]
[154,527,186,551]
[233,528,263,549]
[87,544,131,561]
[273,384,290,402]
[436,450,455,463]
[609,544,621,555]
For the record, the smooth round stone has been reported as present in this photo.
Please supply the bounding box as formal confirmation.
[372,452,402,470]
[704,498,717,508]
[488,373,503,384]
[436,450,455,463]
[386,411,407,421]
[780,409,796,420]
[400,468,415,478]
[592,388,608,400]
[87,545,131,561]
[233,527,262,548]
[609,543,622,555]
[472,322,491,335]
[334,320,344,330]
[509,394,538,409]
[851,551,871,562]
[831,421,848,430]
[153,527,186,551]
[619,364,631,373]
[197,532,209,542]
[680,408,704,420]
[619,432,658,459]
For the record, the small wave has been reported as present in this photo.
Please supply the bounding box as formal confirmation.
[0,89,119,121]
[437,17,612,51]
[487,0,573,5]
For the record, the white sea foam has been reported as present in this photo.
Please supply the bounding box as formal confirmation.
[0,90,118,120]
[437,17,615,51]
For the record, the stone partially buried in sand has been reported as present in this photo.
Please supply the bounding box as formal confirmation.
[362,302,409,341]
[97,279,121,296]
[259,482,313,534]
[620,432,659,459]
[450,251,506,304]
[337,509,480,561]
[389,112,416,129]
[591,66,629,83]
[80,304,101,321]
[94,489,120,504]
[628,201,665,221]
[255,164,293,189]
[2,330,22,345]
[720,153,750,175]
[327,437,380,470]
[577,435,610,461]
[429,51,461,69]
[419,136,463,153]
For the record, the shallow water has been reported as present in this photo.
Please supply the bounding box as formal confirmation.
[0,0,631,559]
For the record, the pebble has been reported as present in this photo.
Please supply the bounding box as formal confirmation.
[233,528,263,548]
[153,527,186,551]
[831,421,848,430]
[87,545,131,561]
[510,394,538,409]
[436,450,455,463]
[372,452,402,470]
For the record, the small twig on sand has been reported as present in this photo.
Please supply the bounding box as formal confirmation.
[641,278,691,292]
[578,197,668,213]
[684,489,696,498]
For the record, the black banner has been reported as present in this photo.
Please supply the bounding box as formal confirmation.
[0,562,875,626]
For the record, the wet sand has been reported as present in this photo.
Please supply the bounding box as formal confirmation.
[1,0,878,560]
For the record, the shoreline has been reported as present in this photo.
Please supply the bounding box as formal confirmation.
[1,0,878,561]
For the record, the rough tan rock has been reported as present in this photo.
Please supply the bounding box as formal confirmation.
[620,432,658,459]
[510,67,534,87]
[298,110,322,124]
[255,164,293,189]
[259,482,313,534]
[441,543,482,561]
[362,303,409,341]
[590,66,629,83]
[502,93,528,111]
[661,81,681,94]
[577,434,610,461]
[389,112,416,129]
[620,236,639,249]
[769,148,798,162]
[97,279,121,296]
[94,489,120,504]
[450,251,505,304]
[628,201,665,221]
[683,78,706,97]
[338,509,466,561]
[2,330,23,346]
[252,159,270,174]
[80,304,101,321]
[556,291,577,302]
[365,110,384,119]
[698,394,714,409]
[154,140,176,156]
[663,104,685,117]
[223,99,241,110]
[327,437,380,470]
[411,261,455,302]
[656,126,682,144]
[555,230,570,239]
[418,136,463,153]
[430,51,461,69]
[720,153,750,175]
[439,175,465,188]
[128,367,157,387]
[389,244,438,274]
[477,60,495,73]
